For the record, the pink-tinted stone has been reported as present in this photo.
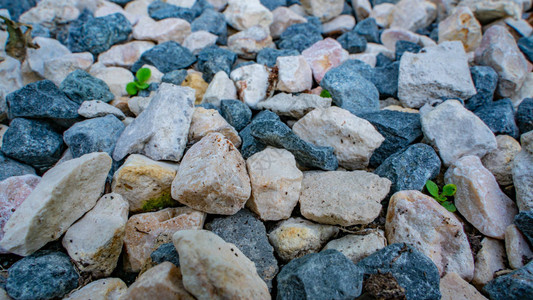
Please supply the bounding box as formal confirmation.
[301,38,349,83]
[0,175,40,253]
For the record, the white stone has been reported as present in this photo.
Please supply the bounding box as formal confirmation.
[505,224,533,269]
[293,107,384,170]
[270,6,307,39]
[27,37,71,78]
[133,16,191,44]
[223,0,273,31]
[302,38,350,83]
[246,147,303,221]
[97,41,155,68]
[381,28,425,52]
[438,6,482,52]
[276,55,313,93]
[188,107,241,147]
[257,93,332,119]
[63,193,129,277]
[127,96,152,116]
[19,0,81,26]
[95,0,139,25]
[370,3,395,28]
[349,53,377,67]
[228,25,274,59]
[365,43,395,59]
[0,152,111,256]
[167,0,196,8]
[43,52,94,85]
[505,17,533,37]
[472,237,507,288]
[230,63,270,109]
[439,273,488,300]
[353,0,372,21]
[0,56,23,95]
[64,278,127,300]
[268,217,339,261]
[89,65,134,99]
[513,148,533,212]
[481,135,521,186]
[78,100,126,120]
[460,0,522,23]
[300,0,344,22]
[398,42,476,108]
[171,133,251,215]
[183,30,218,55]
[202,71,237,107]
[386,190,475,280]
[322,15,355,36]
[299,171,391,226]
[445,155,518,239]
[511,72,533,109]
[390,0,437,32]
[322,230,386,264]
[421,100,497,166]
[113,83,195,162]
[141,64,164,84]
[174,229,270,299]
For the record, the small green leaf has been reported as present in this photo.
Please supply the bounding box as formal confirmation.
[136,67,151,83]
[126,82,138,96]
[441,201,457,213]
[133,82,150,90]
[320,89,331,98]
[441,184,457,197]
[425,180,440,199]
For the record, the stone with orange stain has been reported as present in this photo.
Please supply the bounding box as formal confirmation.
[301,38,349,83]
[122,207,206,272]
[181,71,208,105]
[438,6,482,52]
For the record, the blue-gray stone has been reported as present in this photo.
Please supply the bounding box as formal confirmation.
[374,143,441,195]
[6,250,79,300]
[256,48,299,67]
[515,211,533,247]
[250,117,338,170]
[137,82,160,97]
[30,23,51,38]
[60,13,131,55]
[0,154,36,182]
[356,243,441,300]
[109,0,133,5]
[342,1,354,15]
[196,103,221,114]
[148,0,211,23]
[474,99,519,139]
[260,0,287,10]
[63,115,125,158]
[483,261,533,300]
[287,0,300,5]
[277,249,363,300]
[240,125,267,159]
[338,59,398,98]
[60,69,114,104]
[132,41,196,73]
[370,0,400,5]
[1,118,64,170]
[277,23,322,53]
[191,9,227,44]
[519,35,533,63]
[320,60,380,115]
[465,66,498,111]
[150,243,180,267]
[162,69,188,86]
[197,46,237,82]
[353,18,380,43]
[0,0,38,21]
[517,98,533,134]
[7,80,80,127]
[395,40,421,61]
[337,31,367,53]
[220,99,252,131]
[376,53,393,67]
[206,209,278,288]
[360,110,422,168]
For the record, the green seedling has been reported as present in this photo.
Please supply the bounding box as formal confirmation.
[425,180,457,212]
[320,89,331,98]
[126,67,152,96]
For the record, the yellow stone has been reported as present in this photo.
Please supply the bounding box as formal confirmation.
[181,72,208,105]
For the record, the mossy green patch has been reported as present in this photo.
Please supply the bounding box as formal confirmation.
[141,192,176,212]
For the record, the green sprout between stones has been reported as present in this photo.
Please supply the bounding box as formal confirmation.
[425,180,457,212]
[320,89,331,98]
[126,67,151,96]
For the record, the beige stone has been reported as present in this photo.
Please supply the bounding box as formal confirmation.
[353,0,372,21]
[481,135,522,186]
[472,237,507,288]
[386,190,475,280]
[97,41,155,68]
[438,6,482,52]
[124,0,151,18]
[322,15,355,36]
[123,207,206,272]
[95,0,139,25]
[390,0,437,32]
[183,30,218,55]
[171,133,251,215]
[0,152,111,256]
[133,17,191,44]
[0,124,7,148]
[19,0,81,26]
[173,229,270,300]
[202,71,237,107]
[124,262,194,300]
[511,73,533,109]
[270,6,307,39]
[26,37,71,78]
[322,230,386,264]
[370,3,395,28]
[228,26,274,59]
[380,28,437,52]
[78,100,126,120]
[246,147,303,221]
[460,0,522,23]
[188,107,241,147]
[257,93,331,119]
[300,0,344,22]
[440,273,488,300]
[223,0,273,31]
[181,71,208,105]
[89,65,133,99]
[127,96,152,116]
[505,224,533,269]
[276,55,313,93]
[43,52,94,85]
[65,278,127,300]
[268,217,339,261]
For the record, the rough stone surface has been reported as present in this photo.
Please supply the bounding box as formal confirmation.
[228,25,274,59]
[276,55,313,93]
[230,63,270,109]
[133,16,191,44]
[506,224,533,269]
[515,211,533,247]
[183,30,218,55]
[202,72,236,107]
[42,52,94,86]
[398,41,476,108]
[60,69,114,104]
[132,41,196,74]
[268,217,339,261]
[63,193,129,277]
[445,155,518,239]
[97,41,155,68]
[386,190,475,280]
[483,261,533,300]
[438,6,481,52]
[246,147,303,221]
[188,107,241,147]
[322,230,387,264]
[322,14,355,36]
[220,99,252,131]
[26,37,71,78]
[270,6,307,39]
[173,229,270,299]
[474,99,520,139]
[64,278,127,300]
[390,0,437,32]
[277,22,323,52]
[472,237,507,288]
[257,48,300,67]
[421,100,497,166]
[300,0,344,22]
[78,100,126,120]
[513,148,533,211]
[171,133,251,215]
[517,99,533,133]
[223,0,273,31]
[0,154,36,182]
[257,93,331,119]
[123,207,205,272]
[181,71,209,105]
[439,273,488,300]
[302,38,349,83]
[465,66,499,111]
[89,65,134,99]
[481,135,521,186]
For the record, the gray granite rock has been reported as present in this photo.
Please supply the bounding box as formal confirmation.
[191,8,228,45]
[482,261,533,300]
[256,48,299,67]
[0,154,36,182]
[515,211,533,247]
[517,99,533,134]
[132,41,196,74]
[197,46,237,82]
[60,70,115,104]
[220,99,252,132]
[161,69,188,86]
[150,243,180,267]
[474,99,519,139]
[465,66,498,112]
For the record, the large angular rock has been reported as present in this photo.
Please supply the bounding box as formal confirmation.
[438,6,481,52]
[113,83,195,162]
[62,193,129,277]
[460,0,522,24]
[322,230,387,264]
[42,52,94,86]
[445,155,518,239]
[188,107,241,147]
[270,6,307,39]
[293,107,384,170]
[302,38,349,83]
[440,273,488,300]
[133,16,191,44]
[131,41,196,73]
[202,71,237,107]
[466,66,499,111]
[257,93,331,119]
[171,133,251,215]
[60,69,115,104]
[398,41,476,108]
[223,0,273,31]
[386,190,474,280]
[474,99,520,139]
[276,55,313,93]
[64,278,127,300]
[390,0,437,32]
[220,99,252,131]
[173,229,271,299]
[0,152,111,256]
[421,100,497,166]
